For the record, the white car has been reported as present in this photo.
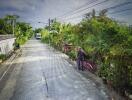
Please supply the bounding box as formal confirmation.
[35,33,41,39]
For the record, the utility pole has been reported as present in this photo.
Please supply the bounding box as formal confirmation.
[48,18,51,31]
[12,19,15,36]
[48,18,51,45]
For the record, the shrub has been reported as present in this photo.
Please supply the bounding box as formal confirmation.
[0,54,6,61]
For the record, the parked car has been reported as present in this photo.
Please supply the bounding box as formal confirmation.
[35,33,41,39]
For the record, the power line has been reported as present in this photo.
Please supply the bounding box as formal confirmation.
[59,15,83,21]
[105,1,132,10]
[58,0,109,19]
[59,7,132,22]
[109,8,132,14]
[55,0,132,24]
[59,1,132,21]
[57,0,100,18]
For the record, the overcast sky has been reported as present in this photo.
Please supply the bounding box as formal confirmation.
[0,0,132,28]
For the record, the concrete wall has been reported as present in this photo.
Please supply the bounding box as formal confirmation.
[0,38,15,55]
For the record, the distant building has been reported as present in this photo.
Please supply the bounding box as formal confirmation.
[0,35,15,55]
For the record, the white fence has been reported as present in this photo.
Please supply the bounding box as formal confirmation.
[0,38,15,55]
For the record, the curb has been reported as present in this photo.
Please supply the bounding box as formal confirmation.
[0,49,22,82]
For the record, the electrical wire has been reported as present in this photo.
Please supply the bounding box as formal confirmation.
[109,8,132,14]
[57,0,100,18]
[58,0,109,19]
[58,1,132,21]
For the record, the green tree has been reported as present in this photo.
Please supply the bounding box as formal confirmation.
[41,9,132,94]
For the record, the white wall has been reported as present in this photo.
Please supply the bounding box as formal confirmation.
[0,38,15,55]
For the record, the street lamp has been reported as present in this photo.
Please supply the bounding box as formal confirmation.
[38,22,48,28]
[38,22,48,24]
[38,22,49,29]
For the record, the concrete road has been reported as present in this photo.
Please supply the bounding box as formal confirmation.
[0,39,110,100]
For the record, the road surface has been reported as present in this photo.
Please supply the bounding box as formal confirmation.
[0,39,110,100]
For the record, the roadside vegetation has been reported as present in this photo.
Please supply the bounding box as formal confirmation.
[0,15,34,61]
[0,15,34,45]
[41,9,132,98]
[0,54,6,62]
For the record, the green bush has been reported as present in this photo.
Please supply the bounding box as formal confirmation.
[41,10,132,93]
[67,50,76,60]
[0,54,6,61]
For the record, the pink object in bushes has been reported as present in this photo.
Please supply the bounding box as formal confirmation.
[82,60,96,72]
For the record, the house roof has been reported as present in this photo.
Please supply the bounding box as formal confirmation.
[0,35,14,41]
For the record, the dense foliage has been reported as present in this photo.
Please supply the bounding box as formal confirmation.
[0,15,34,45]
[15,22,33,45]
[41,10,132,95]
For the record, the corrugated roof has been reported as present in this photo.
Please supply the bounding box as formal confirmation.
[0,35,14,41]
